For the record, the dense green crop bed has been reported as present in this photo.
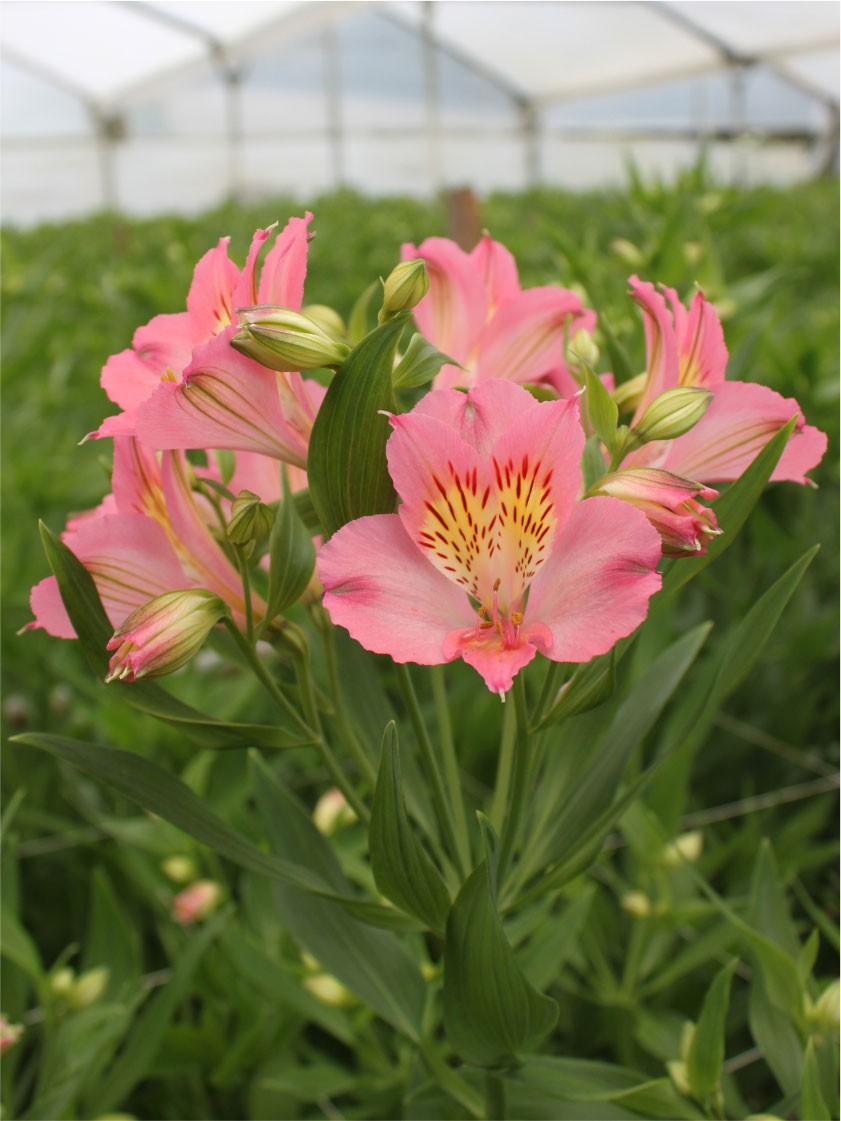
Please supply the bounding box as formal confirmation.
[2,171,838,1119]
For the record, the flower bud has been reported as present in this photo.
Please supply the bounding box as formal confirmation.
[172,880,224,925]
[621,891,652,918]
[565,327,599,370]
[233,306,350,370]
[70,966,109,1009]
[807,980,840,1036]
[0,1015,23,1055]
[302,304,346,339]
[610,238,646,268]
[633,387,713,444]
[312,788,357,836]
[302,972,356,1007]
[227,490,274,552]
[161,855,198,884]
[667,1060,691,1098]
[662,830,704,867]
[51,967,75,999]
[106,590,229,684]
[592,469,721,558]
[379,259,430,323]
[612,371,648,415]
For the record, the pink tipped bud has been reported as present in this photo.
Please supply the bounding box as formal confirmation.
[592,468,721,558]
[0,1014,23,1054]
[105,590,228,684]
[312,788,357,835]
[172,880,224,925]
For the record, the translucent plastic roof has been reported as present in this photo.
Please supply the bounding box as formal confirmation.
[1,1,838,226]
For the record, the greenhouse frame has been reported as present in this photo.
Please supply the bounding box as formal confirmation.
[1,1,839,224]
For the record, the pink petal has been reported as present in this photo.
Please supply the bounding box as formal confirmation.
[402,237,488,372]
[231,226,274,311]
[410,379,542,456]
[674,289,728,389]
[444,626,540,697]
[476,287,587,385]
[629,276,681,422]
[185,238,240,339]
[100,347,163,412]
[257,212,313,310]
[659,381,827,484]
[469,234,521,311]
[526,496,661,662]
[135,328,313,466]
[319,514,475,664]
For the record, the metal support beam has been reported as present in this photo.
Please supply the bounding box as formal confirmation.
[521,102,541,188]
[323,22,345,189]
[421,1,443,194]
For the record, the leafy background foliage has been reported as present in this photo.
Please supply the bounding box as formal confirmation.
[1,169,838,1119]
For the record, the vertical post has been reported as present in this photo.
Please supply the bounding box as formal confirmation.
[94,110,119,212]
[521,100,540,188]
[225,67,243,204]
[729,63,748,186]
[323,22,345,189]
[421,0,443,195]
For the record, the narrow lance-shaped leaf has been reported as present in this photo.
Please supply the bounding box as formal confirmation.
[801,1038,831,1121]
[369,723,451,933]
[392,332,459,391]
[308,312,408,536]
[261,471,316,629]
[443,820,558,1066]
[686,958,737,1100]
[584,367,619,451]
[538,649,615,728]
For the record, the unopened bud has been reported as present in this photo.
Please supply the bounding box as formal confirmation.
[0,1015,23,1055]
[70,966,109,1009]
[302,972,356,1007]
[51,967,75,999]
[807,980,840,1036]
[233,306,350,370]
[161,855,198,884]
[683,241,704,266]
[611,238,645,268]
[312,788,357,836]
[633,387,713,444]
[172,880,224,925]
[302,304,346,339]
[679,1020,695,1061]
[612,371,648,414]
[227,490,274,552]
[622,891,652,918]
[663,830,704,868]
[667,1060,691,1098]
[566,327,599,370]
[379,259,430,322]
[106,590,228,684]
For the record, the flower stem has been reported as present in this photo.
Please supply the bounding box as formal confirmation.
[319,613,378,788]
[221,618,314,738]
[490,698,516,833]
[234,548,255,645]
[430,666,472,874]
[496,674,531,889]
[485,1072,506,1120]
[396,664,470,882]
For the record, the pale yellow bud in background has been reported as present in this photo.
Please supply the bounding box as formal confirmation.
[303,973,356,1007]
[161,855,198,884]
[612,371,648,414]
[50,967,75,999]
[610,238,646,268]
[621,891,652,918]
[566,328,599,370]
[70,966,109,1009]
[807,980,840,1036]
[663,830,704,868]
[667,1060,691,1098]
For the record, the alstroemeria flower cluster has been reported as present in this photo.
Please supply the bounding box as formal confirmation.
[29,221,827,694]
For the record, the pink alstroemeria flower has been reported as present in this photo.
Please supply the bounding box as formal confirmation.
[319,381,661,697]
[402,235,595,392]
[93,215,319,454]
[29,439,264,639]
[591,468,721,558]
[106,589,228,683]
[624,277,827,484]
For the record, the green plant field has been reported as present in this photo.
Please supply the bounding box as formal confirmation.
[2,171,838,1120]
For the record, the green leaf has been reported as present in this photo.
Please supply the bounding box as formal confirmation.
[248,751,426,1040]
[87,908,229,1116]
[581,433,609,491]
[686,959,737,1099]
[584,367,619,449]
[749,839,802,961]
[81,868,141,999]
[0,906,42,985]
[262,475,316,626]
[658,417,798,599]
[39,523,312,749]
[347,278,381,345]
[443,830,558,1066]
[369,723,451,933]
[538,649,615,728]
[308,313,407,536]
[392,332,458,390]
[801,1038,831,1121]
[748,968,803,1097]
[12,733,384,914]
[533,623,710,877]
[597,312,639,387]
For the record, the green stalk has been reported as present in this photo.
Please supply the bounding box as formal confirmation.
[396,664,470,882]
[485,1072,506,1120]
[496,675,531,889]
[489,698,516,832]
[221,618,314,738]
[430,666,472,874]
[319,615,378,787]
[234,548,255,645]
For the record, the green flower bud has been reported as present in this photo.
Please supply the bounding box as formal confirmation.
[612,371,648,414]
[70,966,109,1009]
[227,490,274,553]
[565,327,599,370]
[106,590,229,683]
[633,387,713,444]
[621,891,652,918]
[51,967,75,999]
[161,855,198,884]
[662,830,704,868]
[610,238,646,268]
[302,304,346,339]
[379,259,430,323]
[807,980,840,1036]
[233,306,350,370]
